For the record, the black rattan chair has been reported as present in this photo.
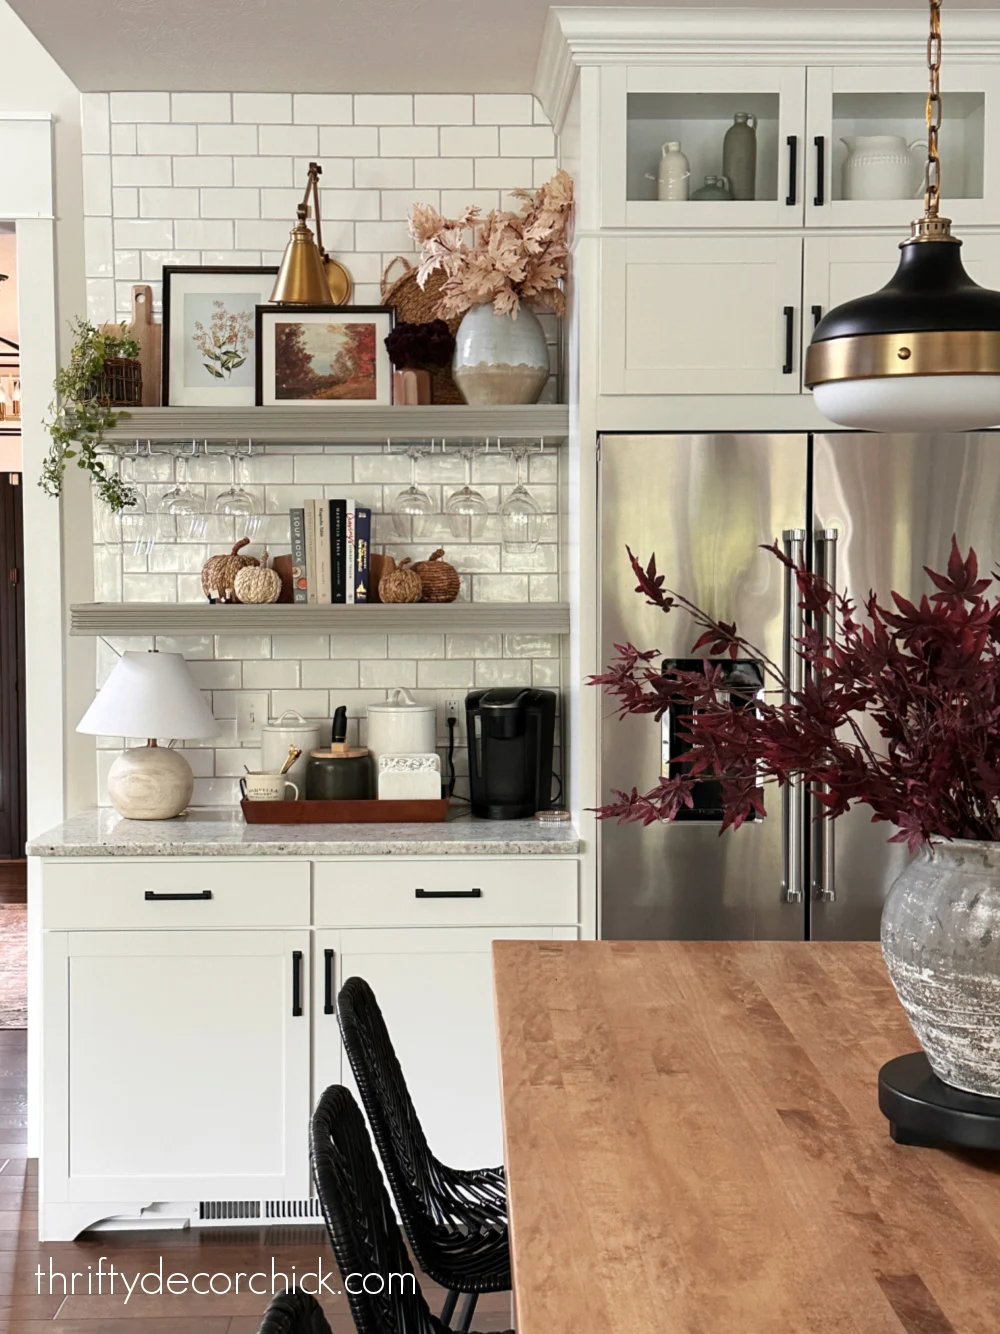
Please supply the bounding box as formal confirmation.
[310,1083,512,1334]
[256,1289,332,1334]
[336,976,510,1332]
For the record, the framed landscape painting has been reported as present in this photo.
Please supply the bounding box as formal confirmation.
[255,305,395,407]
[162,266,277,406]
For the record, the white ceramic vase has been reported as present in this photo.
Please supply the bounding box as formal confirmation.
[841,135,926,201]
[657,141,690,201]
[452,304,550,405]
[882,839,1000,1095]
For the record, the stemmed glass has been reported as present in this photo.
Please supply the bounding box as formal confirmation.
[213,446,260,540]
[391,445,434,540]
[500,445,542,554]
[116,444,155,557]
[444,444,490,540]
[158,442,206,541]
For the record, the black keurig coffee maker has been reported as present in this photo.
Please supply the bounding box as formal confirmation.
[466,688,557,819]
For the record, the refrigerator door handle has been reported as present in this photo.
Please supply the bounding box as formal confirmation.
[781,529,806,904]
[812,529,838,903]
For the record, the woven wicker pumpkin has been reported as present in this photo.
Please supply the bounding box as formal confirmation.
[413,548,460,603]
[378,556,423,604]
[234,564,282,605]
[381,258,463,406]
[201,537,258,601]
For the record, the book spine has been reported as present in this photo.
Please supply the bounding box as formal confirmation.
[330,499,347,604]
[345,500,356,604]
[314,500,331,603]
[290,507,308,604]
[304,500,318,606]
[354,507,372,604]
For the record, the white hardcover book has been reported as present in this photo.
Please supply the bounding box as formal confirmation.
[304,499,318,606]
[345,500,356,605]
[314,500,332,603]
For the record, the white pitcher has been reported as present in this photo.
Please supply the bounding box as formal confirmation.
[657,141,690,201]
[841,134,926,201]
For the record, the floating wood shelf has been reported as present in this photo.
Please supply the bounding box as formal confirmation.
[102,404,569,445]
[70,602,571,637]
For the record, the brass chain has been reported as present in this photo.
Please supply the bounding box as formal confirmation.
[924,0,943,216]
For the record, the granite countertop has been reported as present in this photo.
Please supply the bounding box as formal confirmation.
[26,807,581,858]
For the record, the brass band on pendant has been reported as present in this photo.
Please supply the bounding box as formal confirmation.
[805,330,1000,387]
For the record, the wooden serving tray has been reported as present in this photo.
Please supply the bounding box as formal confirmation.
[240,797,450,825]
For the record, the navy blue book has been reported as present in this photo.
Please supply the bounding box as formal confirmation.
[354,506,372,604]
[330,499,347,603]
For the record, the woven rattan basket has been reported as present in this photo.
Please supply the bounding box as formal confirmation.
[381,258,464,405]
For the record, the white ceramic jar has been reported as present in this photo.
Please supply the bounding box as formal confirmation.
[366,689,437,774]
[260,710,321,783]
[841,135,926,201]
[657,141,690,201]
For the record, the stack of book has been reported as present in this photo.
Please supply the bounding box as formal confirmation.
[290,500,373,605]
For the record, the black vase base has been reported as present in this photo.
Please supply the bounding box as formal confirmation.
[879,1052,1000,1150]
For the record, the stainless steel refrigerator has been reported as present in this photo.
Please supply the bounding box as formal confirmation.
[599,432,1000,941]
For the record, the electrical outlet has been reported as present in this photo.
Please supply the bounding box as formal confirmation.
[436,691,465,742]
[236,692,269,744]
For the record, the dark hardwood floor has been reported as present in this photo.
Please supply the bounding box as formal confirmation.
[0,862,26,905]
[0,1028,513,1330]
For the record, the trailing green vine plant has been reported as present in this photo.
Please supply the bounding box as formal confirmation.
[40,318,141,512]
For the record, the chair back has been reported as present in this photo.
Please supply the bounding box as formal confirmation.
[310,1083,438,1334]
[256,1289,332,1334]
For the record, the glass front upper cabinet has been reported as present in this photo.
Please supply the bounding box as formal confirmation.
[604,66,808,228]
[806,66,993,227]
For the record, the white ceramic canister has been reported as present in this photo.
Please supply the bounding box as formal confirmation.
[841,135,926,201]
[657,141,690,201]
[260,709,321,784]
[366,689,437,775]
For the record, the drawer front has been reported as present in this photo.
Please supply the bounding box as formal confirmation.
[42,859,310,929]
[314,858,578,927]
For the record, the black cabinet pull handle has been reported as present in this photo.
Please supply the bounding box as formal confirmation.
[292,950,303,1017]
[415,887,483,899]
[324,948,335,1015]
[144,890,212,901]
[782,306,795,375]
[785,135,798,206]
[813,135,825,207]
[812,304,824,332]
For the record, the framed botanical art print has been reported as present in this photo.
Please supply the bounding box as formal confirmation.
[255,305,395,407]
[162,266,277,406]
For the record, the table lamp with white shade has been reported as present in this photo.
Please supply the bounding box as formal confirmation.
[77,650,220,820]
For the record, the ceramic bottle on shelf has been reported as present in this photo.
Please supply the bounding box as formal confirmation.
[723,112,757,200]
[690,174,732,201]
[657,141,690,200]
[841,135,927,201]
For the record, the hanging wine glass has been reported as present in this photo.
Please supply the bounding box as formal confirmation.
[158,441,206,541]
[213,445,260,540]
[500,444,541,554]
[116,444,155,558]
[390,445,434,540]
[444,443,490,540]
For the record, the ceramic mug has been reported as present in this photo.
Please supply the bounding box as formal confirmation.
[240,773,300,802]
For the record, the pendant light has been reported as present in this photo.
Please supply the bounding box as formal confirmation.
[271,161,353,306]
[805,0,1000,432]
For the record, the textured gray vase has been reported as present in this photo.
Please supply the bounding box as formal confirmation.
[452,303,549,405]
[722,112,757,201]
[882,839,1000,1095]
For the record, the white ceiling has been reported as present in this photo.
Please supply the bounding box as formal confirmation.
[10,0,997,95]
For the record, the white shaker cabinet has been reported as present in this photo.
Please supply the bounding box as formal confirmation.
[600,235,803,396]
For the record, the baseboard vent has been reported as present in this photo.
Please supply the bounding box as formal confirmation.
[196,1199,321,1224]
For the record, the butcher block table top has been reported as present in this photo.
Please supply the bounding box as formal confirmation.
[493,940,1000,1334]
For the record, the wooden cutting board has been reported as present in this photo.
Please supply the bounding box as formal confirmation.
[101,285,161,406]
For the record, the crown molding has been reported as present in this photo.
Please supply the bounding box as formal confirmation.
[535,7,1000,130]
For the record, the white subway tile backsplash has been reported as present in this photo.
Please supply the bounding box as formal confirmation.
[214,635,272,660]
[329,633,388,660]
[110,123,138,154]
[270,690,330,717]
[216,749,261,777]
[114,249,141,279]
[319,125,378,157]
[112,187,139,218]
[379,126,439,157]
[114,218,174,250]
[354,94,413,125]
[113,155,172,186]
[530,574,560,601]
[111,92,171,123]
[293,454,354,484]
[82,93,111,154]
[83,155,112,215]
[318,188,380,220]
[174,156,234,187]
[472,575,530,602]
[174,218,235,249]
[417,659,475,689]
[234,218,299,250]
[234,93,293,124]
[172,92,232,123]
[139,187,200,218]
[272,634,331,660]
[201,187,261,219]
[242,660,301,689]
[86,277,115,324]
[198,123,259,155]
[355,158,414,190]
[533,661,559,687]
[388,634,445,660]
[294,93,353,125]
[475,94,534,124]
[379,189,438,221]
[415,94,473,125]
[233,157,293,187]
[258,124,318,156]
[361,659,416,689]
[441,126,498,157]
[414,159,474,190]
[500,126,556,158]
[476,158,532,189]
[84,217,114,277]
[505,634,560,658]
[446,634,502,659]
[138,123,198,156]
[475,659,532,687]
[533,157,560,187]
[301,660,361,689]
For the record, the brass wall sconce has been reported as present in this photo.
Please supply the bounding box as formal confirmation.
[270,162,353,306]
